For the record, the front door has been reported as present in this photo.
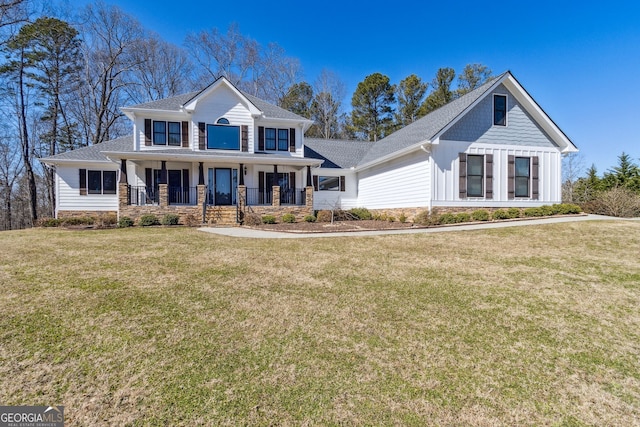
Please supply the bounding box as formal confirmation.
[208,168,237,205]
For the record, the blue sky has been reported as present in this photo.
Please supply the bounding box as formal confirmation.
[70,0,640,173]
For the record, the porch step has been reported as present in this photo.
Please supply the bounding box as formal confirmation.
[205,206,238,225]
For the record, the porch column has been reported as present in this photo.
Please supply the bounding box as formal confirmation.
[272,165,278,185]
[306,165,312,187]
[197,183,206,208]
[118,182,129,219]
[119,159,127,183]
[159,184,168,207]
[160,161,167,184]
[239,163,244,186]
[272,185,281,207]
[198,162,205,185]
[305,186,314,208]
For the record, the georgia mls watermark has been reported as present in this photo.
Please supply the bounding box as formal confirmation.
[0,406,64,427]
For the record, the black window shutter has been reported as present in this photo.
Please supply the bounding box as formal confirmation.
[241,125,248,152]
[79,168,87,195]
[459,153,467,199]
[289,172,295,189]
[532,156,539,200]
[198,122,206,150]
[258,126,265,151]
[144,119,152,146]
[181,121,189,148]
[485,154,493,199]
[312,175,319,191]
[508,155,515,200]
[340,176,346,192]
[289,128,296,152]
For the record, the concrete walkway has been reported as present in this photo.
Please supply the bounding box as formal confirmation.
[198,214,635,239]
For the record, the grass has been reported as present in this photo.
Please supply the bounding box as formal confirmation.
[0,221,639,425]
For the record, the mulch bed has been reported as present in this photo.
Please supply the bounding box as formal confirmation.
[247,219,425,233]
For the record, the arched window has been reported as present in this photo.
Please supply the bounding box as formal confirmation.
[217,117,230,125]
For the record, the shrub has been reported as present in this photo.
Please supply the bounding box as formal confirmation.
[139,214,160,226]
[539,205,555,216]
[398,212,407,223]
[387,216,396,222]
[507,207,521,219]
[161,213,180,226]
[455,212,471,223]
[492,209,509,220]
[582,187,640,217]
[39,218,61,227]
[333,209,352,221]
[523,207,543,217]
[303,214,316,223]
[316,210,332,222]
[349,207,372,220]
[183,214,200,227]
[98,213,117,227]
[117,216,134,228]
[471,210,490,221]
[554,203,582,215]
[282,213,296,223]
[438,213,457,224]
[61,217,95,226]
[414,209,440,226]
[261,215,276,224]
[243,213,262,226]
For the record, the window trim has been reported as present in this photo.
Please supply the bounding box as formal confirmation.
[85,170,117,195]
[514,156,531,198]
[466,154,484,198]
[206,123,240,150]
[493,94,508,127]
[318,176,340,191]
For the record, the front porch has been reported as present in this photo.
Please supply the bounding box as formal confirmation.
[118,182,314,225]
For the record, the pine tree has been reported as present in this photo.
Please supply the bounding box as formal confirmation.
[350,73,395,141]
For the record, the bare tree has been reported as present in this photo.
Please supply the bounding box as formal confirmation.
[562,152,585,202]
[186,23,300,104]
[309,69,345,139]
[126,32,195,104]
[74,2,144,146]
[0,0,28,45]
[0,130,23,230]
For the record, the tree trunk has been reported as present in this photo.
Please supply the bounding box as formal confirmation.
[17,47,37,223]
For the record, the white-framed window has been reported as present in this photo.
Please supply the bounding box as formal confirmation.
[493,94,507,126]
[153,120,182,146]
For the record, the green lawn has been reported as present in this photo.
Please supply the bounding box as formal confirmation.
[1,222,639,425]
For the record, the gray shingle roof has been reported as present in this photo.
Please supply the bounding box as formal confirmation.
[127,92,198,111]
[124,79,308,122]
[356,72,507,167]
[39,135,133,163]
[304,138,374,168]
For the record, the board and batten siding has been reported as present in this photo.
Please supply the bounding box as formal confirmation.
[357,152,430,209]
[441,84,557,148]
[431,141,562,207]
[56,165,119,212]
[313,172,358,210]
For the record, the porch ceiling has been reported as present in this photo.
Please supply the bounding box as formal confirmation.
[101,150,324,167]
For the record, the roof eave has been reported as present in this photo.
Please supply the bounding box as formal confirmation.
[355,140,432,172]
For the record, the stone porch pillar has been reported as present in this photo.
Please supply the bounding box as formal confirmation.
[118,182,129,219]
[305,186,314,208]
[237,185,247,209]
[197,184,206,205]
[159,183,168,207]
[272,186,280,207]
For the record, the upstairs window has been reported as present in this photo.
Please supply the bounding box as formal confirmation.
[167,122,181,146]
[207,123,240,150]
[153,121,166,144]
[265,128,276,150]
[278,129,289,151]
[493,94,507,126]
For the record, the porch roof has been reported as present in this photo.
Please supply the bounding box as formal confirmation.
[101,149,324,167]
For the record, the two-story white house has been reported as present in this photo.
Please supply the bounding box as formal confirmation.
[40,71,578,224]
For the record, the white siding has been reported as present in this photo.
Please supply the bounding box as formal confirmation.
[56,165,119,212]
[313,171,358,210]
[431,140,562,207]
[357,152,430,209]
[191,85,254,152]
